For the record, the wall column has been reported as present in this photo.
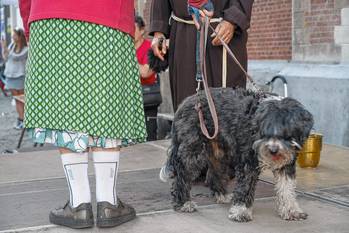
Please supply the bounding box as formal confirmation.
[335,8,349,62]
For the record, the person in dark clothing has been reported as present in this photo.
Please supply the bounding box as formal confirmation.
[149,0,254,112]
[149,0,254,182]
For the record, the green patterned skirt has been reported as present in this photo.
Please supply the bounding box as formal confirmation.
[25,19,147,152]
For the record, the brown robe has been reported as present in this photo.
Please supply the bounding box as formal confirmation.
[149,0,254,111]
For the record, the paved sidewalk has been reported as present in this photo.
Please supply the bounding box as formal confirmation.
[0,140,348,233]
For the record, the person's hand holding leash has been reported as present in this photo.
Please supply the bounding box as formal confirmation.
[199,9,213,22]
[211,20,235,46]
[151,32,167,61]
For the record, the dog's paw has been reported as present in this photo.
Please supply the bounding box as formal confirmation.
[180,201,198,213]
[281,210,308,221]
[215,193,233,204]
[228,204,253,222]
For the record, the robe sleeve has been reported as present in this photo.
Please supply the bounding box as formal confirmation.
[19,0,31,41]
[223,0,254,31]
[148,0,172,37]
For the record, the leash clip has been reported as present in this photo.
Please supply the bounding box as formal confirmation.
[196,81,202,93]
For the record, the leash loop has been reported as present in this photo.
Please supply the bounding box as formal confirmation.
[174,12,263,140]
[195,16,219,140]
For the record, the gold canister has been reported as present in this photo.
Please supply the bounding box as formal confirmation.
[297,133,323,168]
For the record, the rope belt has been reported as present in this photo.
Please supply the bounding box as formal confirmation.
[171,14,228,88]
[171,13,222,25]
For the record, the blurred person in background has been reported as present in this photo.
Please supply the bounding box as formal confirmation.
[1,28,28,129]
[135,15,162,141]
[135,15,156,86]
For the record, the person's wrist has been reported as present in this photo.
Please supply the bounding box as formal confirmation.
[222,20,236,30]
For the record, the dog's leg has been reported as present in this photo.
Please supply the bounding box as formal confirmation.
[206,140,232,204]
[274,165,307,221]
[215,192,234,204]
[229,165,259,222]
[206,169,232,204]
[171,165,197,212]
[171,156,193,211]
[171,142,207,213]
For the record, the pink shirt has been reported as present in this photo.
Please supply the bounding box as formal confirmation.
[188,0,209,8]
[19,0,135,40]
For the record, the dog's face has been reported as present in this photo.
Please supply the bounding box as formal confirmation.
[253,98,314,170]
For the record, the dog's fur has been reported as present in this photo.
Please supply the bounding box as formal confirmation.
[167,88,313,221]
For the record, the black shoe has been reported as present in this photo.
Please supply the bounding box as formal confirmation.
[49,201,94,229]
[96,200,136,228]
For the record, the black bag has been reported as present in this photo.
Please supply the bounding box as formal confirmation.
[147,47,168,73]
[142,79,162,108]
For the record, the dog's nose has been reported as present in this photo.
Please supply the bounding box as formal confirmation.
[268,145,279,154]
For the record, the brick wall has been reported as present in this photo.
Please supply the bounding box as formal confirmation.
[293,0,346,62]
[142,0,293,60]
[247,0,292,60]
[307,0,340,44]
[141,0,348,62]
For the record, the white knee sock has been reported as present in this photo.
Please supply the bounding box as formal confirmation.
[92,151,120,205]
[61,152,91,208]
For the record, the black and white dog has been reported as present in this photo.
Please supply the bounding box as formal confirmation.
[167,88,313,222]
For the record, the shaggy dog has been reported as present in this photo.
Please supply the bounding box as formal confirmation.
[167,88,313,222]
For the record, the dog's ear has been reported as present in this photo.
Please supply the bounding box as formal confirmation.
[254,101,276,125]
[282,98,314,145]
[253,100,279,136]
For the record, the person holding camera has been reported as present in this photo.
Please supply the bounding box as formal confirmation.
[135,15,163,141]
[135,16,156,86]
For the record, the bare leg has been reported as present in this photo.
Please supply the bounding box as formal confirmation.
[90,147,120,152]
[10,89,25,120]
[15,99,25,120]
[60,147,120,154]
[60,148,80,154]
